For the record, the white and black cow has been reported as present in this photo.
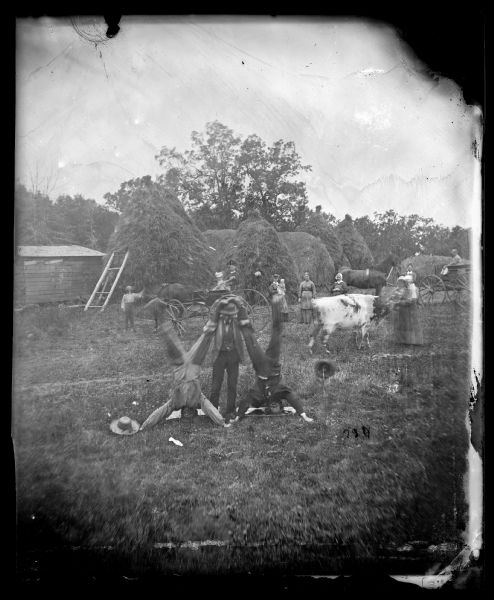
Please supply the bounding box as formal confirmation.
[308,293,390,353]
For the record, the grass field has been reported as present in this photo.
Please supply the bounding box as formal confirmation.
[13,298,473,581]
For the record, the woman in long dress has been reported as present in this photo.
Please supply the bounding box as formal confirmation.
[392,276,424,345]
[298,271,316,325]
[278,278,290,322]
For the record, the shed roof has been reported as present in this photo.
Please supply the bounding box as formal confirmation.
[18,245,105,258]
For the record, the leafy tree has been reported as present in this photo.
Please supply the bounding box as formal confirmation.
[54,194,119,251]
[238,135,311,230]
[156,122,244,229]
[155,121,310,230]
[15,182,69,245]
[354,210,469,263]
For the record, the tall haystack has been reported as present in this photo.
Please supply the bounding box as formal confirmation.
[223,213,299,301]
[278,231,335,290]
[109,182,213,289]
[400,255,452,282]
[202,229,237,271]
[336,214,374,269]
[296,206,345,270]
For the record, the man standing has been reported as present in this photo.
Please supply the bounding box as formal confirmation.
[121,286,143,332]
[209,297,245,423]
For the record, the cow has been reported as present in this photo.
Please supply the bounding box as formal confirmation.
[308,293,391,353]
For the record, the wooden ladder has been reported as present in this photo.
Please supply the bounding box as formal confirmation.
[84,250,129,312]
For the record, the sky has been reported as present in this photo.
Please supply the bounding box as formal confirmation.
[16,16,482,228]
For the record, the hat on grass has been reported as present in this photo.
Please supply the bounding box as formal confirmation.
[110,415,140,435]
[314,359,337,380]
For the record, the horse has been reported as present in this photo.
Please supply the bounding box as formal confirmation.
[140,282,197,331]
[340,254,399,296]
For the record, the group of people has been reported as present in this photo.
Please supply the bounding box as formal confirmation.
[134,293,314,432]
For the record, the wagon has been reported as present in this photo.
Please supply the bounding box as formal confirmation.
[158,288,272,335]
[418,263,471,307]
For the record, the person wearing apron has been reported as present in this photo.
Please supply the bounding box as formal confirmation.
[298,271,316,324]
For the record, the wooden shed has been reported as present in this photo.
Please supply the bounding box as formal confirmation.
[15,245,105,305]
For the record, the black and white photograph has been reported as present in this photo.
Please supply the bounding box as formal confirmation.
[13,14,484,590]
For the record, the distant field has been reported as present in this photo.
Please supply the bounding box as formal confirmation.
[13,299,472,580]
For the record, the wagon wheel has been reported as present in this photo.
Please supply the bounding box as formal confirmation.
[184,301,210,325]
[239,288,272,332]
[419,275,445,305]
[163,300,186,336]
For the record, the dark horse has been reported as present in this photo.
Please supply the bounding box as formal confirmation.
[340,254,399,296]
[140,282,197,331]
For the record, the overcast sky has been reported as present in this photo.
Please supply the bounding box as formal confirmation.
[16,16,482,228]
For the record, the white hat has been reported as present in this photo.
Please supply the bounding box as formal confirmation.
[110,415,140,435]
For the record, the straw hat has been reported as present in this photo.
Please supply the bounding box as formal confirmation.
[110,415,140,435]
[314,359,337,380]
[218,301,239,316]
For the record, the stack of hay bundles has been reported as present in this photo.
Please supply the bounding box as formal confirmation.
[223,215,299,302]
[278,231,335,292]
[202,229,237,271]
[336,214,374,270]
[109,182,213,289]
[296,207,348,271]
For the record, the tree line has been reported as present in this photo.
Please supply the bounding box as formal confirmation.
[15,182,118,251]
[15,120,470,262]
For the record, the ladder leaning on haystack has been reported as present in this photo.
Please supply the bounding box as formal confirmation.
[84,250,129,312]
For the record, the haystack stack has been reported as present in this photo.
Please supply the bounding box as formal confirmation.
[223,213,299,301]
[400,255,452,281]
[109,182,213,289]
[336,214,374,269]
[202,229,237,271]
[296,206,345,270]
[278,231,335,290]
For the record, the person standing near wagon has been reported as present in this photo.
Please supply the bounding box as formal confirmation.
[209,297,246,423]
[298,271,316,324]
[391,276,423,346]
[268,273,282,301]
[225,260,239,292]
[121,285,143,332]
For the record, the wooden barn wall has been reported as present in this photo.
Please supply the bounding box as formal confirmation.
[16,256,104,304]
